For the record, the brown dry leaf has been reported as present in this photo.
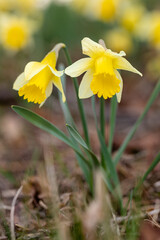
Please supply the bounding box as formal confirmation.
[22,176,49,209]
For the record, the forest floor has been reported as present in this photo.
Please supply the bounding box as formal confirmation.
[0,77,160,239]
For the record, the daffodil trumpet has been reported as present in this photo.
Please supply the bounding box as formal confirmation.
[65,37,142,102]
[13,43,66,107]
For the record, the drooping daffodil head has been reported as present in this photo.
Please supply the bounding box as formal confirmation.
[65,37,142,102]
[13,43,66,107]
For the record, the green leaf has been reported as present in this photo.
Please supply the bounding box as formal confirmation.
[76,153,93,192]
[91,96,115,172]
[63,47,90,146]
[97,129,119,186]
[67,124,88,149]
[12,105,70,144]
[57,71,93,191]
[12,106,91,169]
[135,152,160,192]
[100,97,105,138]
[108,95,117,154]
[66,124,99,167]
[12,105,94,192]
[142,152,160,183]
[98,130,123,211]
[114,81,160,166]
[58,64,76,128]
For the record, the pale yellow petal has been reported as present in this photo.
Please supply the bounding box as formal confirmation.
[52,43,65,60]
[65,58,93,77]
[39,81,53,107]
[41,51,56,68]
[113,56,142,76]
[79,70,94,99]
[24,61,46,80]
[53,76,66,102]
[41,43,65,67]
[115,70,123,103]
[49,66,64,77]
[13,72,28,90]
[81,37,105,57]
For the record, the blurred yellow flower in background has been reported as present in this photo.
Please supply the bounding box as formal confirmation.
[0,0,40,14]
[71,0,121,22]
[0,14,35,52]
[104,28,132,54]
[146,55,160,80]
[15,0,39,13]
[99,0,118,22]
[121,3,145,33]
[0,0,12,12]
[137,11,160,49]
[65,37,142,102]
[149,12,160,49]
[88,0,120,22]
[71,0,88,13]
[13,44,66,106]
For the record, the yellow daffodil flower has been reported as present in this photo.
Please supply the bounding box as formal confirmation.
[0,14,35,52]
[13,44,66,106]
[65,37,142,102]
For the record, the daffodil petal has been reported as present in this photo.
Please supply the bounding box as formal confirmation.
[39,81,53,107]
[41,43,65,67]
[82,37,105,57]
[79,70,94,99]
[53,76,66,102]
[114,56,142,76]
[115,70,123,103]
[52,43,65,60]
[65,58,93,77]
[48,66,64,77]
[25,61,46,80]
[119,51,126,57]
[41,51,56,68]
[13,72,28,90]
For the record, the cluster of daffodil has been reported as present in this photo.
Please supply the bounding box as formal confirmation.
[0,0,47,52]
[13,38,141,105]
[68,0,160,54]
[12,37,160,211]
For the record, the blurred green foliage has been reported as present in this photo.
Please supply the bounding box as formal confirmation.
[36,3,107,55]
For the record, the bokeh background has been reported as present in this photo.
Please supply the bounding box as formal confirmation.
[0,0,160,237]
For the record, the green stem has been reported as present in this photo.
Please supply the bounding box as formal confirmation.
[91,96,98,129]
[108,95,117,154]
[114,80,160,166]
[100,97,105,138]
[100,97,105,164]
[92,97,123,212]
[63,47,90,147]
